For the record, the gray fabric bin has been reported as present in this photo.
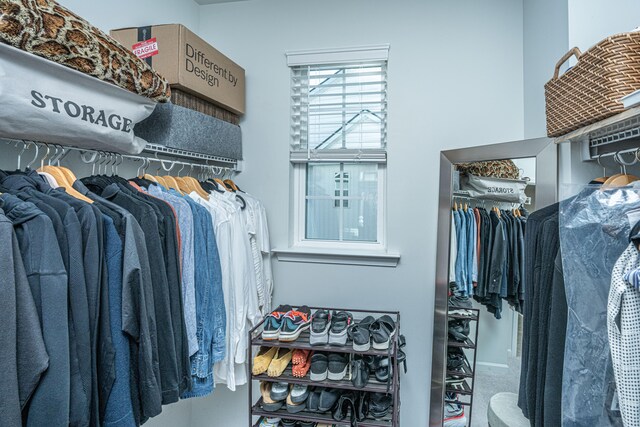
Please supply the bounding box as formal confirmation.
[135,102,242,160]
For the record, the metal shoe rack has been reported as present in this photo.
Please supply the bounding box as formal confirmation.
[248,306,402,427]
[444,307,480,427]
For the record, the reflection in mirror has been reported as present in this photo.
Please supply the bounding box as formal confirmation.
[446,158,536,426]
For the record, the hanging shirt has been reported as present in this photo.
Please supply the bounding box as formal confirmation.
[609,243,640,427]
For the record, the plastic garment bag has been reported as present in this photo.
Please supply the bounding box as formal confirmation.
[559,185,640,427]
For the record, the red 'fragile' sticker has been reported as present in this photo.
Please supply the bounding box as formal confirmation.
[132,38,159,59]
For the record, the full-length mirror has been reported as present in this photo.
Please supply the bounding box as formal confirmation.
[430,138,557,426]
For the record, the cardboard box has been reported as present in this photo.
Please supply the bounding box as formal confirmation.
[110,24,245,115]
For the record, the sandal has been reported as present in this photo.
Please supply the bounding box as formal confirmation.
[369,393,393,419]
[348,316,375,352]
[267,348,293,377]
[292,349,310,365]
[293,350,313,378]
[370,315,396,350]
[332,391,356,422]
[252,346,278,375]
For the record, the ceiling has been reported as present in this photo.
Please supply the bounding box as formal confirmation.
[193,0,250,5]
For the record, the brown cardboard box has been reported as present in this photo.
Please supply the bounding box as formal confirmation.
[110,24,245,115]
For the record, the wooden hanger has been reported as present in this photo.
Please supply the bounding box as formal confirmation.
[223,179,239,191]
[214,178,229,191]
[39,164,93,204]
[602,152,640,188]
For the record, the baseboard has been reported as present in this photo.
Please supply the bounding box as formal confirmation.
[476,361,510,371]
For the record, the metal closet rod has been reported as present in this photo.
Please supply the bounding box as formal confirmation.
[592,147,640,161]
[4,138,237,175]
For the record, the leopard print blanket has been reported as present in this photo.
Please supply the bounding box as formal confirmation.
[0,0,170,102]
[456,160,521,180]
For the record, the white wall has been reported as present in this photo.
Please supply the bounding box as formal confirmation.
[568,0,640,50]
[58,0,201,34]
[190,1,525,425]
[523,0,568,139]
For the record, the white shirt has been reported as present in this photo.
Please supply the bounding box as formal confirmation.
[608,243,640,427]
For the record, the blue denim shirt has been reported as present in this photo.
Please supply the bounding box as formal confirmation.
[180,195,226,398]
[147,185,198,357]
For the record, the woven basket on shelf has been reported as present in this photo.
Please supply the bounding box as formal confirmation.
[545,32,640,137]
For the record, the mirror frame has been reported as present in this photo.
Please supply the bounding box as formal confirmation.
[429,137,557,426]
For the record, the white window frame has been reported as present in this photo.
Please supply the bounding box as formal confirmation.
[291,162,387,252]
[286,45,390,254]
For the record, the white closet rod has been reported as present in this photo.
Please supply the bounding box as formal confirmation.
[3,138,237,177]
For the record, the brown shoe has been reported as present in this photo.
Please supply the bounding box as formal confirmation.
[252,346,278,375]
[267,348,293,377]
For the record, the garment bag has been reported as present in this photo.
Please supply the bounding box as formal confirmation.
[559,184,640,427]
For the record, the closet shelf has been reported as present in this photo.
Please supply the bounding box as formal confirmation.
[254,365,395,393]
[553,105,640,160]
[251,400,393,427]
[143,142,237,167]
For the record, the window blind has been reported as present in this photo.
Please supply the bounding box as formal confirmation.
[290,61,388,161]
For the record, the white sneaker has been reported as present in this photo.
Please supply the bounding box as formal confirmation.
[442,403,467,427]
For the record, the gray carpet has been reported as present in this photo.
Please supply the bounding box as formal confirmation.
[470,358,522,427]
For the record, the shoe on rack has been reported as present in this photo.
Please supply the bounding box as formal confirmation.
[292,349,311,365]
[373,356,392,383]
[298,422,316,427]
[443,404,467,427]
[280,419,297,427]
[289,384,310,405]
[306,389,321,412]
[279,306,312,342]
[348,315,375,351]
[292,350,313,378]
[447,348,466,373]
[448,319,470,342]
[262,304,292,340]
[354,391,370,422]
[350,356,370,388]
[332,390,356,422]
[259,382,284,412]
[328,311,353,346]
[252,346,278,376]
[270,381,290,401]
[258,416,281,427]
[369,393,393,419]
[287,389,308,413]
[267,348,293,377]
[370,315,397,350]
[444,401,463,418]
[446,376,466,387]
[327,353,349,381]
[318,388,342,413]
[310,352,329,381]
[310,309,331,346]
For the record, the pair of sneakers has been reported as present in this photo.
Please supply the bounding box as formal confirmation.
[310,310,353,346]
[262,305,312,342]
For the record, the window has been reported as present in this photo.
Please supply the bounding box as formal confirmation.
[287,46,389,251]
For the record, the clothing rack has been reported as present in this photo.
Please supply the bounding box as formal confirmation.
[2,138,239,176]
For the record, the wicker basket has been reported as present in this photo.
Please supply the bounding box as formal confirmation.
[545,32,640,137]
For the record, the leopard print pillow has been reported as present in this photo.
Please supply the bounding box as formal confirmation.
[0,0,170,102]
[456,160,521,180]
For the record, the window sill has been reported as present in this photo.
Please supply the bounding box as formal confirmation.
[272,247,401,267]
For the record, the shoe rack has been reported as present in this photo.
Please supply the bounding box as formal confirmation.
[444,307,480,427]
[248,306,402,427]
